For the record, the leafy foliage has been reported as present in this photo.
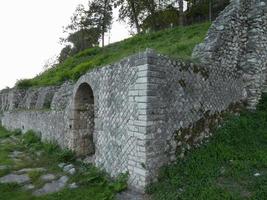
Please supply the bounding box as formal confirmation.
[59,1,113,62]
[141,5,180,31]
[185,0,230,24]
[15,79,34,89]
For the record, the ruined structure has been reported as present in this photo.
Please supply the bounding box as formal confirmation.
[0,0,267,194]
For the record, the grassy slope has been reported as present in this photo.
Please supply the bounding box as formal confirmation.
[0,129,127,200]
[18,22,210,88]
[148,95,267,200]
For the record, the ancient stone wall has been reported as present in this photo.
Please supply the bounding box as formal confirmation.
[193,0,267,109]
[0,52,158,191]
[0,83,73,147]
[1,0,267,193]
[140,51,245,184]
[0,50,257,192]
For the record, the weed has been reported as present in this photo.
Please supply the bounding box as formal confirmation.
[28,170,42,183]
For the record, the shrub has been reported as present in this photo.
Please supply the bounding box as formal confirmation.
[56,149,76,162]
[43,142,75,162]
[15,79,34,89]
[12,129,22,136]
[109,172,129,192]
[22,130,41,147]
[28,170,42,183]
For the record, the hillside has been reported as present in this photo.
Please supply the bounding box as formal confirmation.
[16,22,211,88]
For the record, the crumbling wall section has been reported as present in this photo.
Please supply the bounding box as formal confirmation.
[193,0,267,109]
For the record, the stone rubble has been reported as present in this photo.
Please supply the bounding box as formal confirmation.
[33,176,69,196]
[40,174,56,182]
[0,174,30,184]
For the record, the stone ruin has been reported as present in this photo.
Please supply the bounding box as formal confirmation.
[0,0,267,194]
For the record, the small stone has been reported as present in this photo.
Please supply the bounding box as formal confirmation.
[254,173,261,177]
[33,176,69,196]
[68,168,76,175]
[24,184,35,190]
[41,174,56,181]
[9,151,23,158]
[68,183,78,189]
[16,168,46,174]
[63,164,74,172]
[220,167,226,174]
[58,163,66,168]
[35,151,43,157]
[260,2,266,6]
[216,25,224,31]
[0,174,30,184]
[0,165,9,170]
[12,158,23,163]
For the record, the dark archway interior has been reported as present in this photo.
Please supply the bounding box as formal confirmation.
[73,83,95,156]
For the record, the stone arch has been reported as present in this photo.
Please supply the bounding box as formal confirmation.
[72,82,95,156]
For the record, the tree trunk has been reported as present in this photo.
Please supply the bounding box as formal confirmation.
[178,0,184,26]
[102,32,105,47]
[101,0,108,47]
[129,0,141,34]
[209,0,212,22]
[148,0,157,30]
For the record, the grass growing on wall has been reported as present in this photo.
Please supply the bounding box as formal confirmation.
[0,127,128,200]
[148,94,267,199]
[16,22,211,88]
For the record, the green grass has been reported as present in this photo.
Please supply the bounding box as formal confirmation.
[17,22,210,88]
[148,95,267,199]
[0,128,127,200]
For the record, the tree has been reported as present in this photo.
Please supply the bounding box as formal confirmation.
[62,4,100,49]
[178,0,184,26]
[142,0,158,30]
[89,0,113,47]
[115,0,143,34]
[58,45,72,63]
[59,1,113,62]
[184,0,229,24]
[141,4,180,31]
[43,55,59,69]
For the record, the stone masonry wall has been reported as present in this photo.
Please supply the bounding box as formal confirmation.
[1,1,267,193]
[0,50,257,192]
[193,0,267,109]
[0,83,74,147]
[141,51,245,184]
[0,52,161,192]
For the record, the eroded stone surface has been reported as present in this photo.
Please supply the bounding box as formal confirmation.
[116,190,149,200]
[0,173,30,184]
[16,168,46,174]
[41,174,56,182]
[9,151,23,158]
[68,182,78,189]
[33,176,69,196]
[0,165,9,170]
[24,184,35,190]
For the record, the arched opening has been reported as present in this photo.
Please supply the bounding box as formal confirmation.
[73,82,95,156]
